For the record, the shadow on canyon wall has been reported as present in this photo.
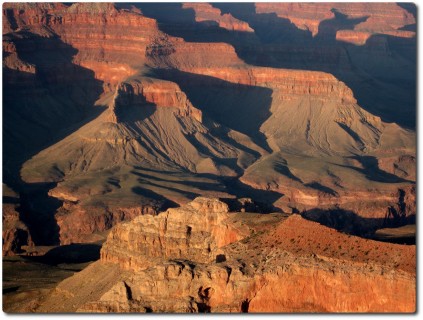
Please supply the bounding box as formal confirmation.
[135,3,416,130]
[152,69,274,153]
[16,182,62,246]
[3,33,106,245]
[3,32,106,189]
[338,156,414,184]
[23,243,102,265]
[132,166,284,211]
[302,208,415,245]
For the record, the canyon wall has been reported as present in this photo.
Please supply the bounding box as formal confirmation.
[255,2,415,43]
[2,2,416,251]
[183,3,253,32]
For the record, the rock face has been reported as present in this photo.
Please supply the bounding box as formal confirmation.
[2,185,34,255]
[111,78,202,123]
[182,3,253,32]
[2,2,416,249]
[255,2,416,43]
[101,197,246,271]
[55,202,158,245]
[2,204,34,256]
[36,198,415,313]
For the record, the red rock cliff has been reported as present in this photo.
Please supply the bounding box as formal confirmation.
[183,3,253,32]
[256,2,415,44]
[37,198,415,313]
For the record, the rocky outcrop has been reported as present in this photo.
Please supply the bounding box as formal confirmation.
[240,151,416,224]
[101,197,247,271]
[377,155,416,181]
[255,2,416,44]
[2,186,34,255]
[2,204,34,255]
[110,78,202,123]
[37,198,415,313]
[55,202,158,245]
[256,2,333,36]
[182,3,253,32]
[176,66,356,103]
[3,2,160,91]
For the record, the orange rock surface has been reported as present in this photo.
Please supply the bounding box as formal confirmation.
[183,3,253,32]
[36,198,415,313]
[179,66,356,103]
[256,2,415,44]
[55,202,158,245]
[2,2,415,262]
[101,197,246,271]
[111,78,202,123]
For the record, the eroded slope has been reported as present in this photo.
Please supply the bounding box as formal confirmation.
[2,2,416,248]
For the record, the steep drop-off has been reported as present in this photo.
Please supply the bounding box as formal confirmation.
[255,2,416,42]
[2,2,416,248]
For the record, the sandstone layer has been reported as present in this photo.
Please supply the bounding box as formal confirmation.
[2,2,416,249]
[255,2,416,43]
[183,3,253,32]
[36,198,416,313]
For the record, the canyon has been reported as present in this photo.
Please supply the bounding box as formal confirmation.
[2,2,416,313]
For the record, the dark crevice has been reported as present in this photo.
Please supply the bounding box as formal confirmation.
[4,9,19,30]
[123,282,133,301]
[241,299,250,313]
[224,266,232,283]
[216,254,226,263]
[186,226,192,246]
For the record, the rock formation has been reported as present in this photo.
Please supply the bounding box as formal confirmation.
[182,3,254,32]
[36,198,416,313]
[255,2,416,43]
[2,185,34,255]
[2,2,416,251]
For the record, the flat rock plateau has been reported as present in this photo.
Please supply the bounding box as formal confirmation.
[2,2,416,313]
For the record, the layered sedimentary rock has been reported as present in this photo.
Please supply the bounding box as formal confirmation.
[182,3,253,32]
[55,201,158,245]
[171,66,356,102]
[37,198,416,313]
[255,2,416,43]
[20,74,245,184]
[3,2,416,248]
[19,67,251,244]
[101,197,246,270]
[3,2,159,79]
[240,151,416,221]
[110,78,202,123]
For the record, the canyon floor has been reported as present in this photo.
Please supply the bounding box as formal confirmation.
[2,2,416,313]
